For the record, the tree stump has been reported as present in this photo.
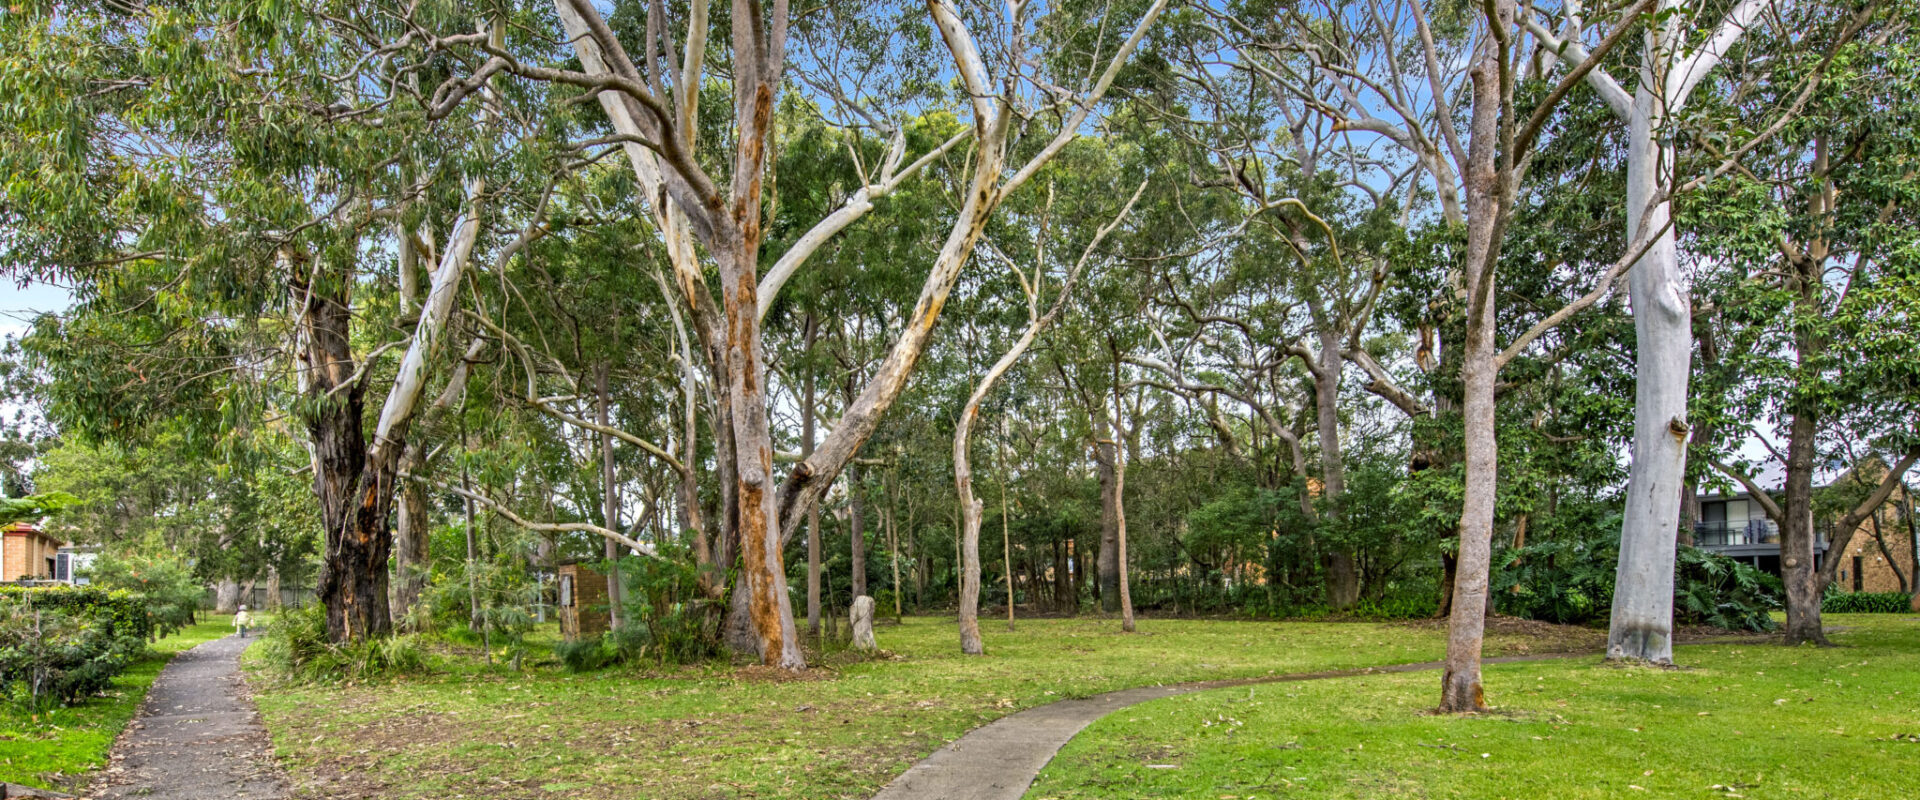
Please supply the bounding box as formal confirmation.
[850,595,877,651]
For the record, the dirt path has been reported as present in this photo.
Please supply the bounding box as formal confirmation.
[867,653,1591,800]
[85,634,287,800]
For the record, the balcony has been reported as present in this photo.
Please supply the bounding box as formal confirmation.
[1693,519,1826,551]
[1694,520,1777,547]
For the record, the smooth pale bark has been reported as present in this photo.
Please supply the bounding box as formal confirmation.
[391,446,430,626]
[803,325,821,637]
[397,332,489,631]
[850,595,877,651]
[1438,22,1505,713]
[1001,464,1014,632]
[1528,0,1764,666]
[770,0,1170,544]
[1607,95,1690,663]
[1309,326,1359,609]
[1113,415,1136,633]
[597,366,625,631]
[954,186,1135,650]
[215,579,241,614]
[550,0,1163,666]
[303,176,484,643]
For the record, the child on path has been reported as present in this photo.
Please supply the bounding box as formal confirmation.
[234,605,255,637]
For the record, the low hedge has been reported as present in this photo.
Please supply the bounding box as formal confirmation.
[0,599,144,708]
[1822,591,1913,614]
[0,585,154,640]
[0,585,153,641]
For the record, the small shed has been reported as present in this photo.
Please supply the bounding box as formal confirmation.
[2,522,67,583]
[556,562,611,642]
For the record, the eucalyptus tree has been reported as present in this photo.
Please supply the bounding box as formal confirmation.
[1688,0,1920,644]
[1268,0,1702,709]
[1522,0,1816,665]
[954,164,1147,653]
[1,0,574,641]
[414,0,1170,667]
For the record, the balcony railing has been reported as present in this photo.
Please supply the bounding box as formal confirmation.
[1694,520,1780,547]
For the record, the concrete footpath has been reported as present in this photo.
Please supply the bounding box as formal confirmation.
[869,653,1589,800]
[86,635,287,800]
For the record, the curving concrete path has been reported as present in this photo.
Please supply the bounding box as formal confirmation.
[86,634,288,800]
[869,654,1586,800]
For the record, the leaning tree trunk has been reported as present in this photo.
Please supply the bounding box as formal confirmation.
[1608,95,1690,665]
[1113,422,1136,633]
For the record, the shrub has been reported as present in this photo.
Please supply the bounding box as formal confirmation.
[1673,546,1783,632]
[81,552,202,638]
[255,604,427,683]
[0,601,142,708]
[552,638,613,672]
[1822,591,1912,613]
[614,549,723,665]
[1494,538,1783,632]
[1348,593,1440,621]
[0,585,152,641]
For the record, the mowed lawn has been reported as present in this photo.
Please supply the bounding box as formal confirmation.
[244,615,1597,799]
[1029,614,1920,800]
[0,614,237,792]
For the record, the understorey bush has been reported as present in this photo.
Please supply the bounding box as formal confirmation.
[255,604,426,683]
[1822,590,1911,613]
[81,551,203,638]
[0,600,142,708]
[1495,536,1783,632]
[0,585,152,641]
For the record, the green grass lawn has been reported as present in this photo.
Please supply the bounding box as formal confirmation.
[244,615,1597,799]
[0,613,237,792]
[1029,614,1920,799]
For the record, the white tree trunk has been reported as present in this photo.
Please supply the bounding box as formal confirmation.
[1609,73,1692,667]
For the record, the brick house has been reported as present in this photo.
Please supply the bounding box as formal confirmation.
[2,522,67,582]
[1695,475,1916,594]
[1830,489,1916,594]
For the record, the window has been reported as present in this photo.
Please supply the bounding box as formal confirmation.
[1853,556,1864,592]
[560,575,574,607]
[55,552,71,582]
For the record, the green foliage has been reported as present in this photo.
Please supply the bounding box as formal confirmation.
[0,585,151,642]
[610,550,722,666]
[0,600,142,709]
[254,605,426,683]
[80,552,202,639]
[1496,535,1782,632]
[1672,546,1785,633]
[1822,591,1912,614]
[0,491,79,526]
[550,638,613,673]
